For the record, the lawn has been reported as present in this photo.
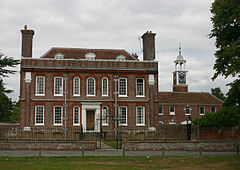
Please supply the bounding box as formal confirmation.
[0,155,239,170]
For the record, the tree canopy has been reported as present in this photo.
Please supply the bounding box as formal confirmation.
[0,52,19,122]
[210,0,240,80]
[211,87,225,101]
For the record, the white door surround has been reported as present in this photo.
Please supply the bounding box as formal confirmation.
[81,102,101,132]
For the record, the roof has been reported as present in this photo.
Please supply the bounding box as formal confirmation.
[158,92,223,105]
[41,47,137,60]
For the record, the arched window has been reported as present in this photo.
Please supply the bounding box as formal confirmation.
[102,77,108,96]
[73,77,80,96]
[102,106,108,126]
[73,106,80,126]
[87,77,95,96]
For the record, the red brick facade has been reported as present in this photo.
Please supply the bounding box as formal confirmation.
[19,28,222,132]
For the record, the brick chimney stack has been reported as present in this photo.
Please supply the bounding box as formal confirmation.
[141,31,156,61]
[21,25,34,58]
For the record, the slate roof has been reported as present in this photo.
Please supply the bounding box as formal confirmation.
[41,47,137,60]
[158,92,223,105]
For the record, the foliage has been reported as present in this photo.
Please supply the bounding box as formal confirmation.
[193,106,240,128]
[224,79,240,107]
[0,79,14,122]
[0,52,20,122]
[211,87,225,101]
[209,0,240,80]
[0,52,19,77]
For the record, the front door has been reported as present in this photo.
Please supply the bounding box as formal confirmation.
[86,110,95,131]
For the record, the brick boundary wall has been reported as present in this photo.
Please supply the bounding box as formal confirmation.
[0,141,96,151]
[123,141,240,152]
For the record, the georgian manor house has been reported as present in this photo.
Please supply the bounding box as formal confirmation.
[19,26,222,132]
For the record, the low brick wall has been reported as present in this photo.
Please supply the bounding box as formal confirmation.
[123,141,240,152]
[0,141,96,151]
[200,127,240,140]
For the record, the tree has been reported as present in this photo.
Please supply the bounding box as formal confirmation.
[209,0,240,107]
[0,52,20,122]
[211,87,225,101]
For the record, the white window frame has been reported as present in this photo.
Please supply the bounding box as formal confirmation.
[119,106,127,126]
[54,106,63,126]
[102,77,108,96]
[136,106,145,126]
[35,105,44,125]
[54,77,63,96]
[169,122,176,125]
[185,106,191,115]
[73,106,80,126]
[73,77,80,96]
[200,106,205,115]
[118,78,127,97]
[158,106,164,115]
[211,106,216,112]
[87,77,95,96]
[136,78,144,97]
[102,106,109,126]
[36,76,45,96]
[159,121,164,125]
[170,106,175,115]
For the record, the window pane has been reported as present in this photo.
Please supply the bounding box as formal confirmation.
[119,107,127,125]
[136,106,144,125]
[74,106,80,125]
[102,78,108,96]
[211,107,216,112]
[102,107,108,125]
[36,76,44,95]
[119,78,127,96]
[200,106,205,115]
[185,107,190,115]
[170,107,175,112]
[136,79,144,96]
[54,77,63,95]
[54,106,62,125]
[35,106,44,125]
[159,107,163,114]
[87,78,95,95]
[74,77,80,95]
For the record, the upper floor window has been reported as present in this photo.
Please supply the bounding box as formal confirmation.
[136,106,145,126]
[73,106,80,126]
[35,105,44,125]
[36,76,45,96]
[185,106,190,115]
[73,77,80,96]
[158,106,163,115]
[54,77,63,96]
[211,106,216,112]
[85,52,96,60]
[119,78,127,97]
[54,106,62,126]
[116,55,126,61]
[102,106,109,126]
[87,77,95,96]
[200,106,205,115]
[119,106,127,126]
[54,53,64,59]
[136,78,144,97]
[102,77,108,96]
[170,106,175,115]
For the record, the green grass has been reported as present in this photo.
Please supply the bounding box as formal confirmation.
[104,140,122,149]
[0,155,239,170]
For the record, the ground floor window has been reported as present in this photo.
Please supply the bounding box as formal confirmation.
[102,106,108,126]
[73,106,80,126]
[54,106,62,125]
[35,105,44,125]
[136,106,145,126]
[119,106,127,126]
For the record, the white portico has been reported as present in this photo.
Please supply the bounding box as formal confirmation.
[81,102,101,132]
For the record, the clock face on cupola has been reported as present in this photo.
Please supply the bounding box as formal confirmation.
[178,72,186,85]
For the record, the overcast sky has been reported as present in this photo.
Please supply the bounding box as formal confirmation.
[0,0,234,101]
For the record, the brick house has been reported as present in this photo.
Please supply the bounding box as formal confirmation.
[19,27,222,132]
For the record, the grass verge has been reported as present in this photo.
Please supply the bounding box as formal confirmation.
[0,155,239,170]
